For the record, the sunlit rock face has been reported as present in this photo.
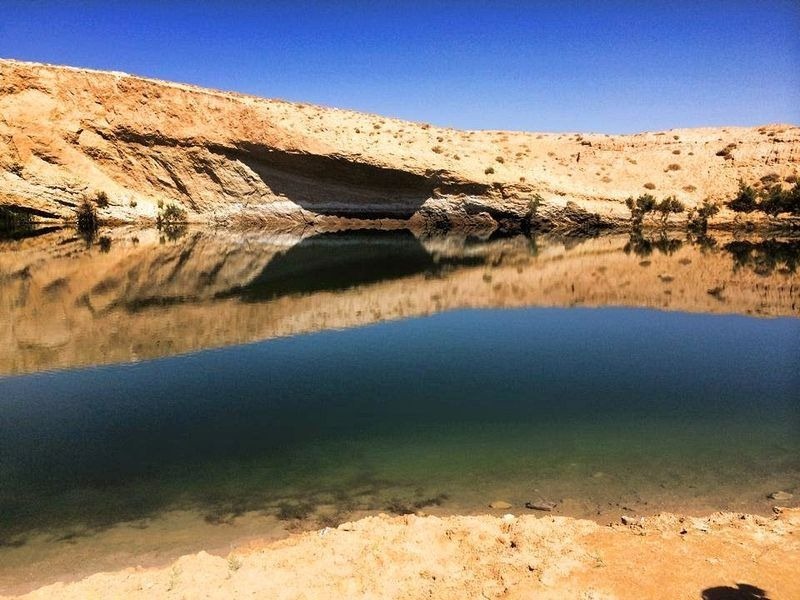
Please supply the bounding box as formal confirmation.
[2,59,799,231]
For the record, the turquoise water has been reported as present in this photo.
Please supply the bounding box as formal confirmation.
[1,306,798,543]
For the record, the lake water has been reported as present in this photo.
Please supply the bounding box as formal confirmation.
[0,227,798,592]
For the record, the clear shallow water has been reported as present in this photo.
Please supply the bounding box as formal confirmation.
[1,306,798,534]
[0,228,798,590]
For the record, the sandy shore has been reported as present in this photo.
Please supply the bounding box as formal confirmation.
[3,509,797,600]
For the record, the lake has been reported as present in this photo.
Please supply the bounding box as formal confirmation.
[0,227,798,592]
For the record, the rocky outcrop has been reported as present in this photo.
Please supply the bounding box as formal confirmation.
[1,59,799,230]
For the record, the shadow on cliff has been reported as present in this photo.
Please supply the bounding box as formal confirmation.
[220,144,490,219]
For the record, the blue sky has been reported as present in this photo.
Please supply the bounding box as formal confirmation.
[1,1,798,133]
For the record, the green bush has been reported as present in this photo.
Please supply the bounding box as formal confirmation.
[688,199,719,233]
[655,196,685,225]
[625,193,657,227]
[157,203,188,227]
[759,182,800,216]
[726,181,759,213]
[725,181,800,216]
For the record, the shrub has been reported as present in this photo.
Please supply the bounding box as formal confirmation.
[495,156,505,164]
[716,143,737,157]
[625,193,657,227]
[683,185,697,193]
[688,199,719,233]
[726,181,759,213]
[643,182,656,190]
[129,199,138,208]
[672,149,681,155]
[94,190,109,208]
[527,193,544,222]
[75,199,98,234]
[157,203,188,227]
[655,196,685,225]
[760,183,800,216]
[760,173,781,186]
[726,181,800,216]
[665,163,681,172]
[431,145,444,154]
[484,167,495,175]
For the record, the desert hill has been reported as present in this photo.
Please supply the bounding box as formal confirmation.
[1,59,799,230]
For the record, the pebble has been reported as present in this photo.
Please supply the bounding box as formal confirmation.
[620,515,638,526]
[525,501,557,512]
[489,501,512,510]
[768,491,793,501]
[691,519,709,533]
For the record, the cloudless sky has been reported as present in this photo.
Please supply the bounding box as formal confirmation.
[1,1,798,133]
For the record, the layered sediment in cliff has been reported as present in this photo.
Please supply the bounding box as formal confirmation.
[1,59,799,231]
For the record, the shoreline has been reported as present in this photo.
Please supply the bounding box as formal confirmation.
[2,487,797,596]
[3,508,798,599]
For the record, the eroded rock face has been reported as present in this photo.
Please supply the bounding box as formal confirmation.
[1,59,799,229]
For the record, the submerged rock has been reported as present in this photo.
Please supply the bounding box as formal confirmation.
[525,501,557,512]
[768,491,793,501]
[489,501,512,510]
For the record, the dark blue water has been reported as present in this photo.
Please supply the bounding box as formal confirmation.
[1,306,798,545]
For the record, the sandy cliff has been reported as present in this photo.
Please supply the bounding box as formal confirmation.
[1,59,799,230]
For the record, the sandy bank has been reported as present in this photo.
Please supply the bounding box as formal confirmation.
[3,509,798,599]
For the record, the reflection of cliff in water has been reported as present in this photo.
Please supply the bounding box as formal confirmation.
[0,227,798,375]
[218,230,483,303]
[725,239,800,276]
